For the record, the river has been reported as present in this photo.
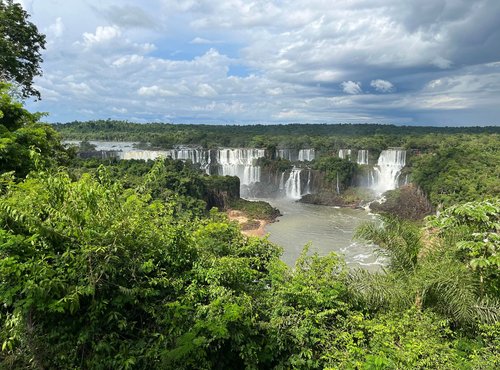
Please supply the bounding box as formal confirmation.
[262,198,384,270]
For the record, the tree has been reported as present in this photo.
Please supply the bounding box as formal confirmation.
[0,0,46,99]
[0,83,70,177]
[314,156,358,190]
[354,202,500,328]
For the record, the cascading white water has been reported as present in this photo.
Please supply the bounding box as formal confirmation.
[284,168,303,199]
[298,149,315,161]
[276,149,315,162]
[338,149,351,160]
[120,150,174,161]
[357,150,369,165]
[371,149,406,194]
[217,148,265,186]
[120,148,211,173]
[276,149,297,161]
[175,149,211,173]
[279,172,285,190]
[304,170,312,194]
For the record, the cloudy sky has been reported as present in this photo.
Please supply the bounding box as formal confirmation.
[17,0,500,125]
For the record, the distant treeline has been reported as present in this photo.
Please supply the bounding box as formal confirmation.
[54,120,500,150]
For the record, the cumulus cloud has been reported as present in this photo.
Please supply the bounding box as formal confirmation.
[370,79,395,93]
[138,85,178,97]
[341,81,362,95]
[46,17,65,38]
[112,55,144,67]
[81,25,121,47]
[23,0,500,125]
[195,83,218,97]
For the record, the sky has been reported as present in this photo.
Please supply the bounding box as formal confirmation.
[16,0,500,125]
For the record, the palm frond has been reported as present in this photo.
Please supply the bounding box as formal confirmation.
[346,268,412,311]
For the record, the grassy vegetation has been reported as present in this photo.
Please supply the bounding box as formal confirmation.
[228,198,281,221]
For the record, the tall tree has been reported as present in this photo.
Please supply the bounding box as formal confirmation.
[0,0,45,99]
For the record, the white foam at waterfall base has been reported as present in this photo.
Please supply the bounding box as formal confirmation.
[371,149,406,195]
[284,168,302,199]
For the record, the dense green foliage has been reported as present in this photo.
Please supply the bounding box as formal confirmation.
[369,184,434,221]
[410,134,500,207]
[313,156,359,190]
[355,199,500,328]
[0,168,281,368]
[1,166,498,368]
[0,0,46,99]
[0,84,70,178]
[227,198,281,221]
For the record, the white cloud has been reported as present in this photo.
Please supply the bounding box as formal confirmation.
[190,37,213,44]
[266,87,283,96]
[99,5,157,29]
[195,83,217,97]
[341,81,362,95]
[22,0,500,125]
[111,107,128,114]
[137,85,178,97]
[47,17,65,38]
[67,82,92,95]
[81,25,121,48]
[112,55,144,67]
[419,96,468,110]
[432,56,453,69]
[370,79,395,93]
[314,70,341,82]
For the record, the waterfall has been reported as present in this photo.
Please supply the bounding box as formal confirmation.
[336,172,340,195]
[298,149,315,161]
[276,149,298,161]
[338,149,352,160]
[279,172,285,190]
[285,168,302,199]
[304,169,312,194]
[217,148,265,186]
[119,146,267,193]
[120,150,174,161]
[371,149,406,194]
[357,150,369,165]
[121,148,211,173]
[175,148,208,163]
[276,149,315,162]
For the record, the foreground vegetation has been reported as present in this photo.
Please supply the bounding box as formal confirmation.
[1,84,499,368]
[1,166,499,368]
[1,2,499,368]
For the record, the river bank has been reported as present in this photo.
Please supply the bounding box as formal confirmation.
[227,209,271,237]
